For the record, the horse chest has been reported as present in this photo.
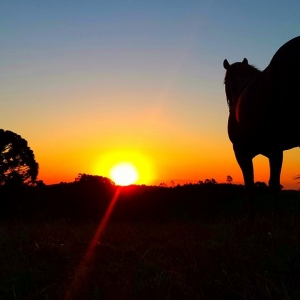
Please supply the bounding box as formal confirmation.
[228,95,270,147]
[236,77,271,133]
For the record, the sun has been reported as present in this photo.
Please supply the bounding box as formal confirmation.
[110,162,139,186]
[93,150,154,185]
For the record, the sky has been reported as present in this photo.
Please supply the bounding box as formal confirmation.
[1,0,300,188]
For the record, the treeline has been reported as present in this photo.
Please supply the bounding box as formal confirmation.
[0,174,297,223]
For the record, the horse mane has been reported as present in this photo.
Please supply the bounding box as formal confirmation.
[244,64,261,76]
[223,63,261,85]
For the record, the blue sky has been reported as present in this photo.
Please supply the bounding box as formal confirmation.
[1,1,300,187]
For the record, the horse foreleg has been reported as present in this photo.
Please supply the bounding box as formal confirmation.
[268,151,283,221]
[233,146,255,220]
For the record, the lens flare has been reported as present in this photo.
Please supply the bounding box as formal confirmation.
[65,187,121,300]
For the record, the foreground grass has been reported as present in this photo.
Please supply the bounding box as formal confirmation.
[0,212,300,300]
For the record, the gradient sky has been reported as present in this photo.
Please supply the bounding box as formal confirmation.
[1,1,300,188]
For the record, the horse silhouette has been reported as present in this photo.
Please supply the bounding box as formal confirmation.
[223,36,300,219]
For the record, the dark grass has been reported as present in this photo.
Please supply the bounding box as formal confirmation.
[1,185,300,299]
[1,215,300,299]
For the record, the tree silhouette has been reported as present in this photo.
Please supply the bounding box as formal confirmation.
[0,129,38,186]
[211,178,217,184]
[226,175,233,184]
[75,173,115,187]
[204,178,217,184]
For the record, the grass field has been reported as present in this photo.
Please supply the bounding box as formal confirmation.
[1,205,300,300]
[1,183,300,300]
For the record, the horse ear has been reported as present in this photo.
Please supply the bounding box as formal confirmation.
[223,59,230,70]
[242,58,248,65]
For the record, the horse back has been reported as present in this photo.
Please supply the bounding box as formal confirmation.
[270,36,300,101]
[270,36,300,69]
[269,36,300,132]
[239,36,300,127]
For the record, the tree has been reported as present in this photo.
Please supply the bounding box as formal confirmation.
[75,173,115,187]
[211,178,217,184]
[0,129,38,186]
[204,178,217,184]
[226,175,233,184]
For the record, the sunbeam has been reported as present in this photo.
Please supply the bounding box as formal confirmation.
[64,187,121,300]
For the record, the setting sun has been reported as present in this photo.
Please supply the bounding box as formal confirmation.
[110,162,139,186]
[93,150,154,185]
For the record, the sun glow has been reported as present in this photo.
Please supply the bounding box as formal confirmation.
[110,162,139,186]
[93,150,154,185]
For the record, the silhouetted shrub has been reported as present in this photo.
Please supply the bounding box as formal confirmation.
[0,129,38,186]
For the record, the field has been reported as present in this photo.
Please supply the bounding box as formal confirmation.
[1,182,300,300]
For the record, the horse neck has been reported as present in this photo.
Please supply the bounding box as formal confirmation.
[231,70,261,105]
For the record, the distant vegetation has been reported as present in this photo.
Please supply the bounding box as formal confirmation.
[0,173,296,223]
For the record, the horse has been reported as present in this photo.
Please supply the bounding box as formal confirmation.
[223,36,300,219]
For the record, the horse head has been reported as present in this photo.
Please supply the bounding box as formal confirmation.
[223,58,260,108]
